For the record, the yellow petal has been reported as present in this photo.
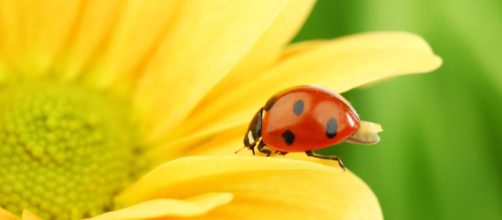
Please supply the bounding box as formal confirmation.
[117,156,382,220]
[0,0,22,72]
[84,0,178,88]
[0,0,80,76]
[198,0,316,107]
[21,210,42,220]
[134,0,288,142]
[146,124,247,165]
[87,193,232,220]
[0,207,18,220]
[174,32,442,137]
[56,0,123,81]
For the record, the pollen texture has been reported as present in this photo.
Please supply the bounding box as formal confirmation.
[0,81,142,219]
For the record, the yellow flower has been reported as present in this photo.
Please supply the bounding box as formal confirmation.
[0,1,441,220]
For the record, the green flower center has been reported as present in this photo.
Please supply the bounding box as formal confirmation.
[0,80,143,219]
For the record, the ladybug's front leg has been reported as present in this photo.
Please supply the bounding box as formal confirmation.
[256,140,288,157]
[305,151,346,170]
[256,139,272,157]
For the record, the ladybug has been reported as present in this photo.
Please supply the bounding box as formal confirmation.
[242,85,382,169]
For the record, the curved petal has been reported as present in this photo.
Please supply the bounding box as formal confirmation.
[174,32,442,137]
[87,193,232,220]
[133,0,288,142]
[0,0,80,76]
[117,156,382,220]
[0,207,18,220]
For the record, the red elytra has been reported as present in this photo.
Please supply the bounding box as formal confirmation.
[243,85,361,154]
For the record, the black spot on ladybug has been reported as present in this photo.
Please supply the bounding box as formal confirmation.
[264,96,277,111]
[282,130,295,145]
[293,100,304,116]
[326,118,338,139]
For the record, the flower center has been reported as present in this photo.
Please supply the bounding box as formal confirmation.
[0,80,143,219]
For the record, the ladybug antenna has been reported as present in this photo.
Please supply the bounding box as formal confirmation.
[234,146,246,154]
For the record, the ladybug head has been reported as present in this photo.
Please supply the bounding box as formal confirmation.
[243,108,263,149]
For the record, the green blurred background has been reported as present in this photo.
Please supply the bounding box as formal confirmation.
[293,0,502,219]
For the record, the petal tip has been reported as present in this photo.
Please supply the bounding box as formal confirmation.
[0,207,19,220]
[22,210,42,220]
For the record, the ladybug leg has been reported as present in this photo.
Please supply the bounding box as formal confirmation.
[277,151,288,156]
[250,146,256,155]
[305,151,346,170]
[256,140,273,157]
